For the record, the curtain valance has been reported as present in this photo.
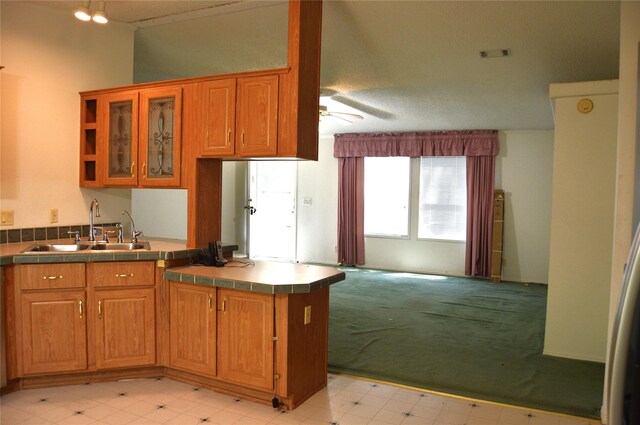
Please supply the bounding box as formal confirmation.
[333,130,499,158]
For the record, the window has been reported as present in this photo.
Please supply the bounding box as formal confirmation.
[418,156,467,241]
[364,157,410,237]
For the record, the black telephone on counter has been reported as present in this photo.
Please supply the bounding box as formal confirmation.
[198,241,227,267]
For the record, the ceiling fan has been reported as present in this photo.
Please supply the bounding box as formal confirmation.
[318,105,364,125]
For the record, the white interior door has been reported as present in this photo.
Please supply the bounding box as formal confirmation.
[247,161,297,261]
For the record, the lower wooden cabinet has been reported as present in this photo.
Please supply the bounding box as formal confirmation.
[93,287,156,369]
[168,283,274,390]
[16,263,87,376]
[169,282,216,376]
[6,261,333,410]
[21,290,87,375]
[217,288,274,391]
[90,261,157,370]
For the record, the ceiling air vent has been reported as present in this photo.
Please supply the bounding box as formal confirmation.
[480,49,511,58]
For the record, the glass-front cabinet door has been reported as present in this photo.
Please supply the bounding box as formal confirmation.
[139,86,182,187]
[101,91,139,187]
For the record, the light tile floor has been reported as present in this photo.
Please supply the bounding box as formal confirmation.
[0,374,602,425]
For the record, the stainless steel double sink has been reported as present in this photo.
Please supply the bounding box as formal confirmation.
[21,241,151,253]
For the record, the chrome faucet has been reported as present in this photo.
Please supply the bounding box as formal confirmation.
[122,210,142,243]
[88,198,101,241]
[116,223,124,243]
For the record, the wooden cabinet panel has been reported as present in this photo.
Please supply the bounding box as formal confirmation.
[201,79,236,157]
[169,282,216,376]
[80,96,100,186]
[236,75,279,157]
[89,261,155,288]
[217,289,274,391]
[139,86,182,187]
[101,91,139,187]
[21,291,87,375]
[20,263,85,290]
[93,288,156,369]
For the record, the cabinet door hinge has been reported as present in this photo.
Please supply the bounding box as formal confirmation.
[272,336,279,342]
[273,374,280,380]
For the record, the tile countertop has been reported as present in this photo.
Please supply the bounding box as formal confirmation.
[0,238,202,265]
[165,262,346,294]
[0,239,346,294]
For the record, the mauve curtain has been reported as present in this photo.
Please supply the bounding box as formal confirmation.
[334,130,498,276]
[465,156,496,277]
[337,157,365,265]
[334,131,498,157]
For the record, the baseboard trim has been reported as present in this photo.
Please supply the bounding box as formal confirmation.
[542,348,606,364]
[1,367,165,394]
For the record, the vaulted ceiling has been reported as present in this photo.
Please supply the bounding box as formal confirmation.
[34,0,621,136]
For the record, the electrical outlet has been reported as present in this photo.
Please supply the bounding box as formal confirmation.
[1,209,14,226]
[304,305,312,325]
[49,208,58,224]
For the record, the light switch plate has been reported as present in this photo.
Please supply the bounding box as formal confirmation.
[1,209,14,226]
[304,305,312,325]
[49,208,58,224]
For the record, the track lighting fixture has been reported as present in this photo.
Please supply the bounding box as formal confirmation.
[74,0,108,24]
[74,1,91,21]
[92,1,108,24]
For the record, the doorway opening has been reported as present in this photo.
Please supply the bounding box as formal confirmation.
[246,161,297,261]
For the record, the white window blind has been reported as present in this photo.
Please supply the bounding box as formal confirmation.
[364,157,410,237]
[418,156,467,241]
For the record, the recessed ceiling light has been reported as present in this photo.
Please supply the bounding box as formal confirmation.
[480,49,511,58]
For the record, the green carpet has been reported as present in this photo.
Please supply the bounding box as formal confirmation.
[327,267,604,419]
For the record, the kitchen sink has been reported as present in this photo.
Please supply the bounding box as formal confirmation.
[22,243,92,252]
[21,241,151,253]
[89,242,150,251]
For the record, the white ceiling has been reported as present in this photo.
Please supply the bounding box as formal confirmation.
[33,0,621,136]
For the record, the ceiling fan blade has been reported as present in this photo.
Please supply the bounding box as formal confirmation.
[331,95,394,120]
[318,105,363,125]
[328,111,363,121]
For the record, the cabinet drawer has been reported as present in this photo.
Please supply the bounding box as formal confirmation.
[20,263,86,290]
[89,261,155,288]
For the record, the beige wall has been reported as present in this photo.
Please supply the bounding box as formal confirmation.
[545,80,619,362]
[0,1,135,387]
[0,2,134,230]
[496,130,554,284]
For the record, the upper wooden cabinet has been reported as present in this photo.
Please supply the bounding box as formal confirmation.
[139,86,182,187]
[79,96,99,187]
[199,74,279,158]
[235,75,279,157]
[201,78,236,157]
[101,90,139,187]
[82,87,182,188]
